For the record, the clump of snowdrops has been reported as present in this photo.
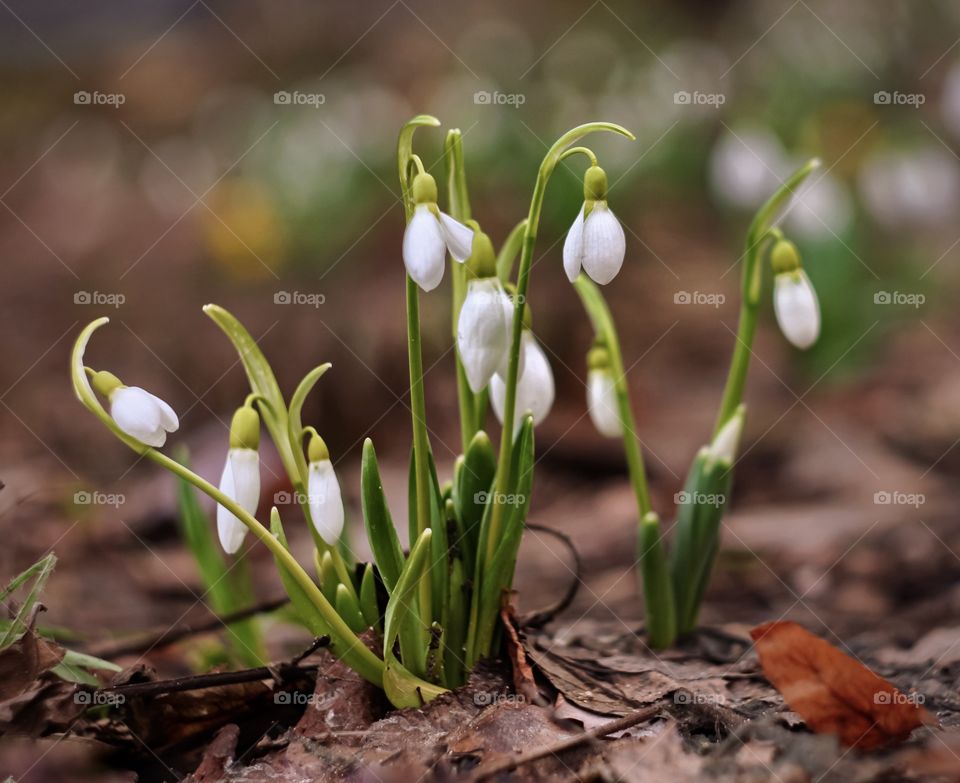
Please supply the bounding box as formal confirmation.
[71,114,821,707]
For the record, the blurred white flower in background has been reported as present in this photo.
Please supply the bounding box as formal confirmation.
[783,171,853,240]
[709,127,787,209]
[859,147,960,230]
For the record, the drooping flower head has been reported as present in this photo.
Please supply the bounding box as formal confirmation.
[563,165,627,285]
[217,403,261,554]
[402,172,474,292]
[586,344,621,438]
[770,238,820,350]
[456,225,513,393]
[490,311,555,436]
[91,370,179,448]
[306,432,345,546]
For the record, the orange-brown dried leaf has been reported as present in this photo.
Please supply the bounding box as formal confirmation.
[751,621,936,749]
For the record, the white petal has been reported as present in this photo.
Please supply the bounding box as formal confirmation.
[308,460,344,546]
[111,386,165,447]
[491,332,554,435]
[403,205,446,291]
[587,369,621,438]
[217,448,259,554]
[581,205,626,285]
[563,205,586,282]
[437,211,474,262]
[147,391,179,433]
[774,270,820,349]
[457,278,509,393]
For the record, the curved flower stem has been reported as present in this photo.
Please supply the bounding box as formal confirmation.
[148,450,384,684]
[571,276,651,516]
[70,319,384,685]
[484,122,634,567]
[713,159,820,434]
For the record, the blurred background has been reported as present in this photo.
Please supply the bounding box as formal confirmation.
[3,0,960,774]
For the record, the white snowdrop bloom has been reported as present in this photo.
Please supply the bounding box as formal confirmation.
[217,448,260,554]
[773,270,820,350]
[490,331,555,434]
[306,435,344,546]
[216,404,261,554]
[587,368,621,438]
[109,385,179,447]
[457,277,510,393]
[563,165,626,285]
[563,203,627,284]
[402,173,474,292]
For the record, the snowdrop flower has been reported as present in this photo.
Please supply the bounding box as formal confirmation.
[771,239,820,350]
[563,165,626,285]
[491,330,555,435]
[91,370,178,448]
[217,404,261,554]
[586,346,621,438]
[457,228,512,393]
[402,172,474,291]
[307,433,344,546]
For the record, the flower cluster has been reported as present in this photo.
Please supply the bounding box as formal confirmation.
[71,116,825,707]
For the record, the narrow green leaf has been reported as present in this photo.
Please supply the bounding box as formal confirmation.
[360,563,381,629]
[0,554,56,648]
[496,218,529,284]
[203,304,297,477]
[336,584,367,633]
[384,528,432,680]
[287,363,332,484]
[361,438,405,593]
[638,512,677,648]
[454,431,496,563]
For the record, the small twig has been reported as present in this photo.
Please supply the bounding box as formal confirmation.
[519,523,582,629]
[98,636,329,699]
[473,702,663,780]
[84,596,290,658]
